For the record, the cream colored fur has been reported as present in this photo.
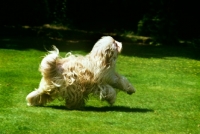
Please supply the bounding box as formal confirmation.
[26,36,136,109]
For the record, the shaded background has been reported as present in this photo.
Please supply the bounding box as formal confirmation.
[0,0,200,46]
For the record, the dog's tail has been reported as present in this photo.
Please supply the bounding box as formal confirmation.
[40,46,61,81]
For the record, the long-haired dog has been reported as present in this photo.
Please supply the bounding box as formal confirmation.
[26,36,136,109]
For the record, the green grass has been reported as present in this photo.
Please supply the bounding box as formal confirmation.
[0,37,200,134]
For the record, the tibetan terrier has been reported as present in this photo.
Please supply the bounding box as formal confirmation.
[26,36,136,109]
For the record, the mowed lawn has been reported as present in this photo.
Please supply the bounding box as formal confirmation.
[0,37,200,134]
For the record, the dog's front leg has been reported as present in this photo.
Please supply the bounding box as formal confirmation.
[109,73,136,94]
[98,84,117,105]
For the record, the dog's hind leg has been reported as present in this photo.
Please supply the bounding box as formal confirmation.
[26,90,53,106]
[63,86,86,110]
[26,78,58,106]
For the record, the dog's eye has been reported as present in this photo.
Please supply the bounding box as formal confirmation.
[113,41,118,49]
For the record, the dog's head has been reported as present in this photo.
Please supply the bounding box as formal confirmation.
[91,36,122,67]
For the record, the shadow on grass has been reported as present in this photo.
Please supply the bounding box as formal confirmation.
[0,26,199,60]
[122,44,200,60]
[1,36,199,60]
[46,105,154,113]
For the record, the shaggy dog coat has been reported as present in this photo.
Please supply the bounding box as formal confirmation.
[26,36,136,109]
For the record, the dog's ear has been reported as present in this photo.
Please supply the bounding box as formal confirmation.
[103,48,114,67]
[103,40,122,67]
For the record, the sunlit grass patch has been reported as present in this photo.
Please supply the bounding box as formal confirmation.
[0,44,200,133]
